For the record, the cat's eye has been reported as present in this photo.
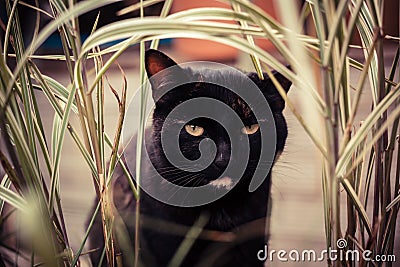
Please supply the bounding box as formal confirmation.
[241,124,259,135]
[185,125,204,136]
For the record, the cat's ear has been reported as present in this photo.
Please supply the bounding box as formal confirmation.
[248,66,292,111]
[145,49,186,105]
[270,66,292,93]
[145,49,178,78]
[267,68,292,111]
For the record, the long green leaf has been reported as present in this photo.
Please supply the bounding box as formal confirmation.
[48,71,78,212]
[4,0,123,105]
[0,186,27,213]
[336,83,400,176]
[340,177,372,236]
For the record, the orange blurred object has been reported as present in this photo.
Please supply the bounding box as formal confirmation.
[172,0,282,62]
[171,0,279,61]
[253,0,277,52]
[171,0,238,61]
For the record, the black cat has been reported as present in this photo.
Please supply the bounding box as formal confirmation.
[88,49,291,267]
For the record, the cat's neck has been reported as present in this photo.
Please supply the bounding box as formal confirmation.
[141,173,271,231]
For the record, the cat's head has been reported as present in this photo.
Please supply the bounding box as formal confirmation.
[144,49,291,195]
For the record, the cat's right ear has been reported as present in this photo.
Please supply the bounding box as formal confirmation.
[145,49,178,78]
[145,49,186,105]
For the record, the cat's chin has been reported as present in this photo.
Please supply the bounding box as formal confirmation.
[208,176,234,190]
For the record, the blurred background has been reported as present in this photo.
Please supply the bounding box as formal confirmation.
[0,0,399,266]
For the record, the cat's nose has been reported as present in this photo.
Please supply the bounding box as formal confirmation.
[214,153,229,168]
[214,143,230,168]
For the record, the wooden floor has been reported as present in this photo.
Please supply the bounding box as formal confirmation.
[30,45,399,267]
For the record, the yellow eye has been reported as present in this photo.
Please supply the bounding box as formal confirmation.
[241,124,259,135]
[185,125,204,137]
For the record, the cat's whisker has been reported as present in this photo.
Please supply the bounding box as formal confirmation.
[157,167,200,177]
[181,177,202,205]
[167,174,202,202]
[142,164,201,179]
[163,171,205,187]
[168,174,198,184]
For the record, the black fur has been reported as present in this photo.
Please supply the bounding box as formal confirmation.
[88,49,291,267]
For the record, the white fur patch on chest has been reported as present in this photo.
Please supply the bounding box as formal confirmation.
[209,176,233,190]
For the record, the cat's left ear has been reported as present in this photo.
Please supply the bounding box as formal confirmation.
[266,68,292,111]
[268,66,292,93]
[250,67,292,93]
[248,66,292,111]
